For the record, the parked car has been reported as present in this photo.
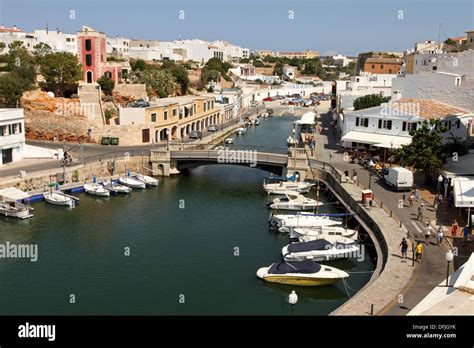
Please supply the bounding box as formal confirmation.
[274,95,285,100]
[384,167,414,191]
[208,125,218,132]
[303,100,313,107]
[250,101,258,107]
[189,131,202,139]
[263,97,274,102]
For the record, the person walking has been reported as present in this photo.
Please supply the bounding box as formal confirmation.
[424,223,432,244]
[437,225,445,246]
[417,203,424,221]
[451,219,459,237]
[408,194,414,207]
[414,188,420,201]
[402,191,408,203]
[415,242,423,262]
[344,170,350,182]
[352,169,357,183]
[463,225,471,239]
[399,238,409,259]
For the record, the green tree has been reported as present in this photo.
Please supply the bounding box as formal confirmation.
[302,61,317,75]
[201,68,220,85]
[273,62,284,77]
[40,52,82,97]
[33,42,52,64]
[7,41,36,85]
[131,59,147,71]
[393,120,447,181]
[0,73,30,107]
[129,67,175,98]
[444,38,455,45]
[97,74,115,95]
[162,63,189,95]
[353,94,391,110]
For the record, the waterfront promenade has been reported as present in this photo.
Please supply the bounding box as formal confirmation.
[315,107,452,315]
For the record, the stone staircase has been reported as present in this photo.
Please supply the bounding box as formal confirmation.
[78,83,104,127]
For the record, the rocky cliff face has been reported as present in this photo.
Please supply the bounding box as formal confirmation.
[21,89,92,143]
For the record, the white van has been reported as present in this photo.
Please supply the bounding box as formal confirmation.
[384,167,414,191]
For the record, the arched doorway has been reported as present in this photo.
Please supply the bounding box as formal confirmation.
[191,122,195,131]
[186,124,190,134]
[86,71,93,83]
[180,127,185,139]
[159,128,169,141]
[171,126,178,140]
[155,130,159,143]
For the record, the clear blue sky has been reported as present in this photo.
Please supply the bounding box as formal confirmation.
[0,0,472,56]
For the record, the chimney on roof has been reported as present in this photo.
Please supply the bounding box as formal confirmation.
[56,27,59,34]
[46,22,48,34]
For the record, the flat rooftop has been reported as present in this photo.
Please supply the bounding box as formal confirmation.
[149,95,212,107]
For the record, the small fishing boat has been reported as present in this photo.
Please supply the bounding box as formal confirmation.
[267,193,322,211]
[134,173,159,187]
[119,177,146,189]
[102,180,132,194]
[255,118,260,126]
[43,190,76,207]
[282,238,359,262]
[84,183,110,197]
[290,226,358,242]
[224,138,234,145]
[0,199,33,219]
[287,136,297,147]
[269,213,342,233]
[263,180,314,195]
[256,260,349,286]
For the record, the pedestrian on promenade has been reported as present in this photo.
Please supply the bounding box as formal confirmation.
[415,242,423,262]
[399,238,408,259]
[463,225,471,239]
[417,204,424,221]
[414,188,420,201]
[451,219,459,237]
[424,223,432,244]
[402,191,408,203]
[437,225,445,245]
[344,170,349,182]
[352,169,357,183]
[408,194,414,207]
[309,140,315,157]
[448,195,453,209]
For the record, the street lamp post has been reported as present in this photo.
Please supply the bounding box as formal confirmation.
[445,250,454,287]
[368,171,373,190]
[389,140,394,167]
[288,290,298,315]
[166,129,170,151]
[437,175,443,195]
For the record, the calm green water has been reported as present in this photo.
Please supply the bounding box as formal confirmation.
[0,115,375,315]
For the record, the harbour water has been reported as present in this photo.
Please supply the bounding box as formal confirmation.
[0,114,375,315]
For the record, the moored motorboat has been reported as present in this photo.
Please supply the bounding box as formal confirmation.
[256,260,349,286]
[225,138,234,145]
[102,180,132,194]
[134,174,159,187]
[236,127,247,135]
[267,193,322,211]
[269,213,342,233]
[263,180,314,195]
[43,190,76,207]
[84,183,110,197]
[282,238,360,262]
[255,118,260,126]
[119,177,146,189]
[0,199,33,219]
[290,226,359,242]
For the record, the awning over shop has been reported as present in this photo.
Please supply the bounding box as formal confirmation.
[341,131,412,149]
[452,177,474,208]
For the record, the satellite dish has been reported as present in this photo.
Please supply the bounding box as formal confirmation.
[47,91,55,98]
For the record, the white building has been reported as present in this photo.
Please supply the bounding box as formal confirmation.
[341,99,473,151]
[0,31,36,53]
[33,29,77,54]
[282,66,295,80]
[107,36,130,59]
[0,109,25,166]
[333,54,352,67]
[393,50,474,112]
[413,40,444,54]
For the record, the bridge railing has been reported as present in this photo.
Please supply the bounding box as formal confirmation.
[169,149,288,165]
[309,159,343,182]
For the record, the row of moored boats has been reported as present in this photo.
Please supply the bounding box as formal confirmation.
[256,176,360,287]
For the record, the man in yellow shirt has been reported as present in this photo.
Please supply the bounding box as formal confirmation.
[415,242,423,262]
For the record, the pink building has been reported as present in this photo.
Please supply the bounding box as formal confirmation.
[77,26,129,83]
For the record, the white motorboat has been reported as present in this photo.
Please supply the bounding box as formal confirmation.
[290,226,359,242]
[256,260,349,287]
[0,199,33,219]
[84,183,110,197]
[225,138,234,145]
[287,136,297,147]
[119,177,146,189]
[263,180,314,195]
[269,213,342,233]
[102,180,132,194]
[282,238,360,262]
[267,193,322,211]
[134,174,159,187]
[261,112,269,118]
[255,118,260,126]
[43,190,75,207]
[236,127,247,135]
